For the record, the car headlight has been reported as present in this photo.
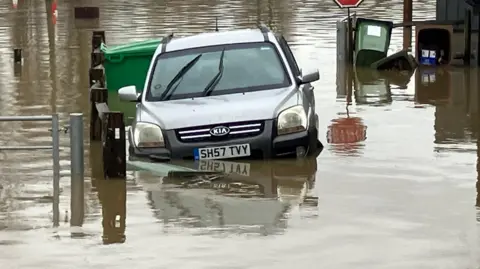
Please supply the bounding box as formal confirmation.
[277,105,307,135]
[133,122,165,148]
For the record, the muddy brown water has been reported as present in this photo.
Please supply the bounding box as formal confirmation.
[1,0,479,268]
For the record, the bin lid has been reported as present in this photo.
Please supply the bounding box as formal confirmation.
[355,18,394,35]
[370,49,416,71]
[100,38,164,57]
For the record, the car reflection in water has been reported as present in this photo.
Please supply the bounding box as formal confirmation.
[146,158,318,235]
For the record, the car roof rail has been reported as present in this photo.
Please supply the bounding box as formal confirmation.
[258,23,270,42]
[161,33,174,53]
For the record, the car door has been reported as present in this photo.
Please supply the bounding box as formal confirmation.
[276,35,315,116]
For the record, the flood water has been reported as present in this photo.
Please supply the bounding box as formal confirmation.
[1,0,479,268]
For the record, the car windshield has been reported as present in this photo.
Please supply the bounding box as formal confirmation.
[145,42,291,101]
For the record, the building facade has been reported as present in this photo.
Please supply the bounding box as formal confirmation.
[436,0,479,30]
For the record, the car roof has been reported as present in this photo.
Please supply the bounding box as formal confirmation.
[159,28,273,54]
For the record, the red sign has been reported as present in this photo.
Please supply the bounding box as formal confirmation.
[333,0,364,8]
[51,0,58,25]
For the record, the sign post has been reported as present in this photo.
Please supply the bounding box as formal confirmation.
[333,0,364,64]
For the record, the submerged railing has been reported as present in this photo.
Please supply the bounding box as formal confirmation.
[0,113,84,227]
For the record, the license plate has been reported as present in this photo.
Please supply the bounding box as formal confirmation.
[196,160,250,176]
[193,144,250,160]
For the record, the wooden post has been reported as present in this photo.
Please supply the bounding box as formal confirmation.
[97,179,126,244]
[477,65,480,207]
[464,66,471,113]
[464,9,472,66]
[478,128,480,208]
[91,31,105,69]
[88,66,105,87]
[89,67,105,87]
[477,13,480,66]
[91,30,105,50]
[102,112,126,179]
[13,63,21,77]
[13,48,22,63]
[477,143,480,207]
[91,51,104,68]
[90,87,108,141]
[89,141,103,188]
[403,0,413,51]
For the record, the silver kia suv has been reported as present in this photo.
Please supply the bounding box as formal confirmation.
[118,25,322,161]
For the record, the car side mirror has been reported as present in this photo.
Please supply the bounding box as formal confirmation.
[297,68,320,85]
[118,85,140,102]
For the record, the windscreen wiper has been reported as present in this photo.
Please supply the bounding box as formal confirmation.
[159,54,203,101]
[202,48,225,97]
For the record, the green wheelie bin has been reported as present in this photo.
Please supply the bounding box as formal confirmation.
[100,38,164,93]
[100,38,164,124]
[354,18,393,67]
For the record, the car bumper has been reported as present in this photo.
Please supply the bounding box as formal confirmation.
[128,120,321,161]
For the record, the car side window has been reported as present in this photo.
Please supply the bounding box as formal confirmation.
[277,35,301,78]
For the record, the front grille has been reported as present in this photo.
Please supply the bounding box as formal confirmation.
[175,120,264,143]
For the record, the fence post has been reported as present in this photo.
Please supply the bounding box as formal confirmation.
[13,48,22,63]
[70,113,84,227]
[90,31,105,69]
[102,112,126,179]
[91,51,105,69]
[89,67,105,87]
[90,87,108,141]
[464,9,472,66]
[51,113,60,227]
[92,30,105,49]
[97,179,127,244]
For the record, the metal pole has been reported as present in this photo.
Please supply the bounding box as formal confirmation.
[464,9,472,66]
[477,58,480,211]
[51,113,60,227]
[0,115,52,121]
[477,12,480,67]
[336,20,348,98]
[477,136,480,207]
[346,65,353,104]
[70,113,84,227]
[403,0,413,51]
[346,7,353,64]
